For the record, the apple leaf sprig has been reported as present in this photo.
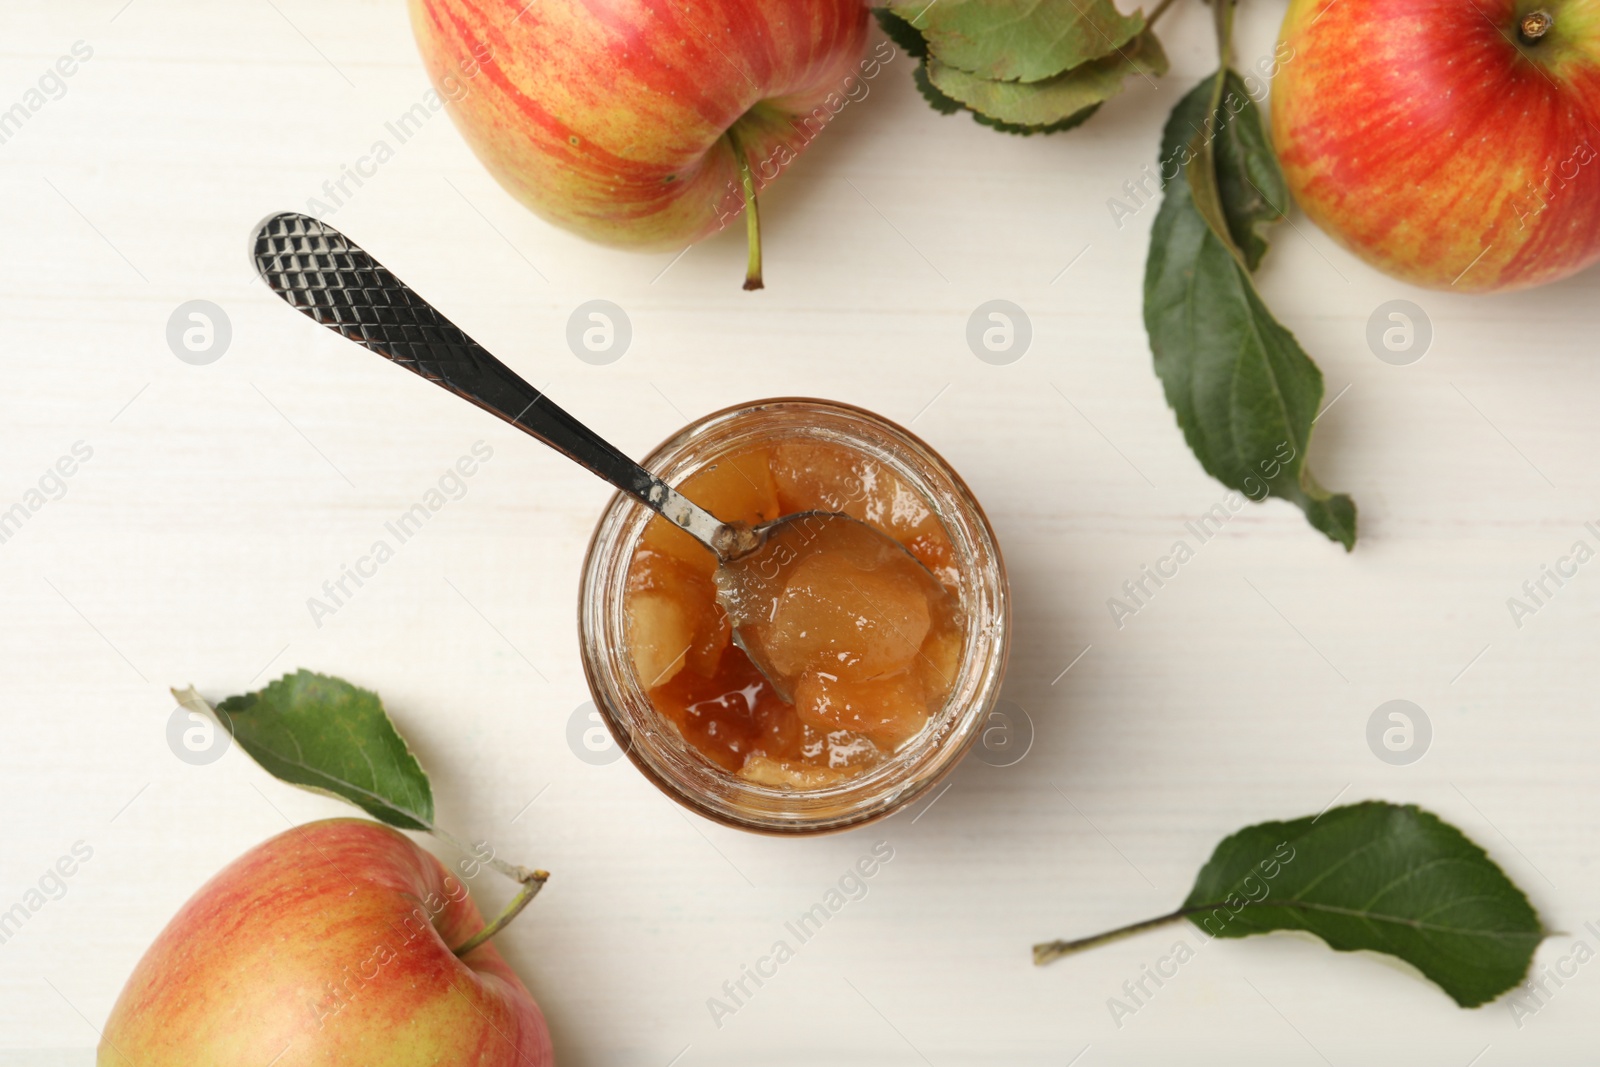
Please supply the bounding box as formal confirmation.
[174,670,546,957]
[1145,1,1354,546]
[880,0,1357,547]
[1035,801,1545,1007]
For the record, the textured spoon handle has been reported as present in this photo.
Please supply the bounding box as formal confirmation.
[249,212,727,551]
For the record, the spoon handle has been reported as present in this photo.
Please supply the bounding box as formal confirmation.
[250,212,728,554]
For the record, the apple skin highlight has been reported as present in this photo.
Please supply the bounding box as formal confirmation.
[1271,0,1600,292]
[408,0,871,254]
[99,819,553,1067]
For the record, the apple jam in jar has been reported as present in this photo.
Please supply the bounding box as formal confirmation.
[579,400,1008,834]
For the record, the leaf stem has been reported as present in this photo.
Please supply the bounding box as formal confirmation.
[1034,907,1199,964]
[1211,0,1236,70]
[427,826,550,954]
[452,867,550,958]
[1146,0,1182,27]
[429,824,535,885]
[724,125,764,291]
[1180,0,1250,269]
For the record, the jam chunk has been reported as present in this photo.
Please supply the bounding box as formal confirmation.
[764,533,933,682]
[624,437,965,788]
[771,439,960,587]
[625,546,729,687]
[794,669,929,749]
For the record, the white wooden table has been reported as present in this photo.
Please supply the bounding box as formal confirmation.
[4,2,1597,1064]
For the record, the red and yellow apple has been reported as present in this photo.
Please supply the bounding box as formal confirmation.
[408,0,872,288]
[99,819,552,1066]
[1272,0,1600,291]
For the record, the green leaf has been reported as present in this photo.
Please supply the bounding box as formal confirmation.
[1161,70,1288,272]
[1143,72,1356,548]
[889,0,1145,82]
[872,7,930,59]
[913,59,1093,134]
[911,60,968,115]
[972,102,1102,136]
[195,670,435,830]
[913,59,1099,134]
[1183,802,1545,1008]
[927,31,1166,130]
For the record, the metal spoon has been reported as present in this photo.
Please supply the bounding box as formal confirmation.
[249,212,949,700]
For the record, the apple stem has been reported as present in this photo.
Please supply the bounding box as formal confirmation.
[1520,9,1553,41]
[452,866,550,958]
[725,126,764,291]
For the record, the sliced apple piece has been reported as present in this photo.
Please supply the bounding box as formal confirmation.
[794,669,929,749]
[917,624,964,707]
[739,755,847,790]
[765,546,933,681]
[772,438,943,545]
[628,545,729,678]
[626,593,692,689]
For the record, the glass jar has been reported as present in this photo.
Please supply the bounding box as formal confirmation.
[578,398,1009,834]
